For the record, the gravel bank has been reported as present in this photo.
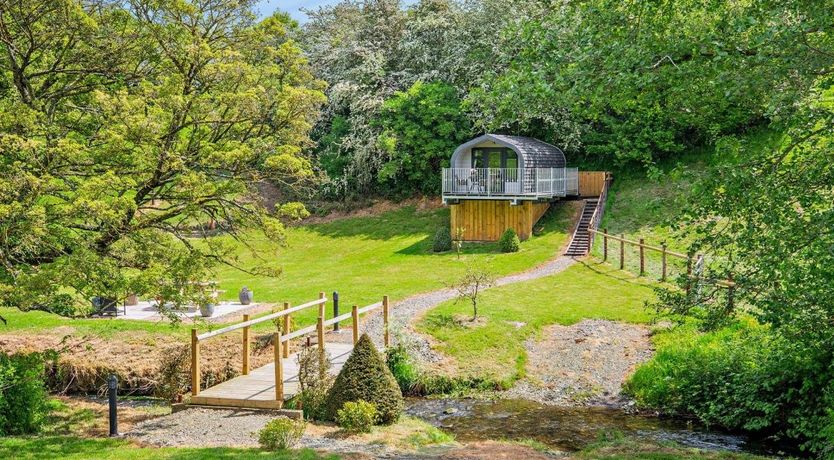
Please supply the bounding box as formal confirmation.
[505,319,653,407]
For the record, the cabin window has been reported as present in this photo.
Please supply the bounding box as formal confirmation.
[471,148,518,170]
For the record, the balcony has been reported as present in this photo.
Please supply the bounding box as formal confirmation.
[442,167,578,203]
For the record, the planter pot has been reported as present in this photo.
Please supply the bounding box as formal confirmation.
[238,287,254,305]
[200,303,215,317]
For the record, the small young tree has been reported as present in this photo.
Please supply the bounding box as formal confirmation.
[451,265,496,321]
[453,227,466,259]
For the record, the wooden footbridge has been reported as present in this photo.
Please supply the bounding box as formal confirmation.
[189,293,390,410]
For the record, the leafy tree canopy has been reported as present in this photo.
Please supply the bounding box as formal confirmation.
[0,0,326,316]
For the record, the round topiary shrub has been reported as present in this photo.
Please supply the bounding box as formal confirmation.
[258,416,306,450]
[324,334,404,424]
[336,400,378,433]
[499,228,520,253]
[432,227,452,252]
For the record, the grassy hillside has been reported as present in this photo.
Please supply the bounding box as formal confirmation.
[592,129,783,279]
[1,203,573,336]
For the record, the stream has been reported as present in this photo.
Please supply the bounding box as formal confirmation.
[406,398,788,456]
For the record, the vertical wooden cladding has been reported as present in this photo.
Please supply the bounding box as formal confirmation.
[450,200,551,242]
[578,171,609,197]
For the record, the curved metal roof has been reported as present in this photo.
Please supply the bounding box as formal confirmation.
[451,134,567,168]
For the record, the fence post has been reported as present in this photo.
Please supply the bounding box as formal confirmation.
[686,256,693,295]
[282,302,290,358]
[318,291,326,319]
[242,314,250,375]
[661,243,667,282]
[274,333,283,403]
[383,295,390,348]
[333,291,340,332]
[603,228,608,262]
[586,227,592,254]
[639,238,645,276]
[190,329,200,396]
[317,316,325,379]
[619,234,625,270]
[351,305,359,345]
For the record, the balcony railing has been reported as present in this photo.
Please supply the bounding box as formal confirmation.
[442,168,578,198]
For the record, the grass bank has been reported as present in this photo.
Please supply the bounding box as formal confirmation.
[417,261,656,383]
[1,203,573,337]
[0,437,337,460]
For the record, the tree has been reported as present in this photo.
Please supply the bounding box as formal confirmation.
[467,0,834,165]
[0,1,326,317]
[451,264,495,320]
[375,81,470,195]
[652,79,834,454]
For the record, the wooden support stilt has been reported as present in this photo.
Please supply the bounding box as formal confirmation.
[191,329,200,396]
[383,295,390,348]
[282,302,290,358]
[351,305,359,344]
[242,314,250,375]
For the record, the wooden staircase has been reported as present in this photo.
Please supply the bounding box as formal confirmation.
[565,199,599,256]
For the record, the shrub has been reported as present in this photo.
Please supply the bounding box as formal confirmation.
[296,345,333,421]
[258,416,306,450]
[0,352,52,435]
[155,345,190,402]
[385,344,419,394]
[325,334,404,424]
[626,322,834,454]
[432,227,452,252]
[498,228,520,252]
[336,400,378,433]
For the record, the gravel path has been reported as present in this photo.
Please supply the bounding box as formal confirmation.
[504,319,653,407]
[128,407,394,456]
[356,255,576,363]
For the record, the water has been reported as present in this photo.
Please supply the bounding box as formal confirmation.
[406,398,786,456]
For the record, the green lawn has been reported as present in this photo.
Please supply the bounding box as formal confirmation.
[1,204,572,336]
[0,437,337,460]
[417,261,656,383]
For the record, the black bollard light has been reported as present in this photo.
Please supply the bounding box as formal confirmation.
[332,291,340,332]
[108,374,118,437]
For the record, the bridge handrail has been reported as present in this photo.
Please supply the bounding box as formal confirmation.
[189,293,391,406]
[196,297,327,341]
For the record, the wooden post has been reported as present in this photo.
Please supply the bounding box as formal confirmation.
[282,302,290,358]
[242,314,250,375]
[274,333,283,403]
[317,316,326,379]
[639,238,645,276]
[661,243,667,282]
[318,291,326,319]
[586,227,592,254]
[191,329,200,396]
[619,234,625,270]
[603,228,608,262]
[686,256,693,295]
[351,305,359,345]
[383,295,390,348]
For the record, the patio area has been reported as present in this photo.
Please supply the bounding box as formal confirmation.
[110,300,261,322]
